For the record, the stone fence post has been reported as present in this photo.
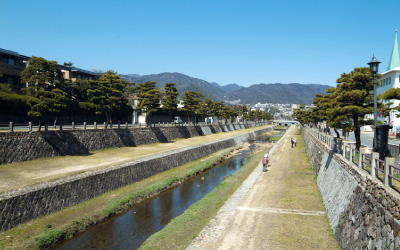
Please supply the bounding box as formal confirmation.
[72,122,75,130]
[29,122,32,132]
[349,143,356,163]
[84,122,87,130]
[342,141,348,158]
[9,122,13,132]
[371,152,380,178]
[384,157,396,186]
[358,148,372,169]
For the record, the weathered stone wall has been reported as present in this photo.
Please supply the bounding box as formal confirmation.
[0,126,272,232]
[301,126,400,249]
[0,123,250,164]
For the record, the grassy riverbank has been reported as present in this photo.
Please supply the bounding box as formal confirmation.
[139,144,272,250]
[0,139,276,249]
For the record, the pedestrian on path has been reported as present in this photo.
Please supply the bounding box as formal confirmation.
[291,138,294,148]
[262,152,270,172]
[294,138,297,147]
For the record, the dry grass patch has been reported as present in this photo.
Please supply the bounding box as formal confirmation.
[278,133,325,211]
[269,214,338,250]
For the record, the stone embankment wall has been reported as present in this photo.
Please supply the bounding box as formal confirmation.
[0,123,254,164]
[301,126,400,249]
[0,126,273,232]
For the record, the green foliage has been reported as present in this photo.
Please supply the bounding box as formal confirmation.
[35,228,65,249]
[0,91,38,116]
[182,91,204,121]
[27,88,68,119]
[334,67,375,149]
[21,56,64,93]
[162,83,179,118]
[20,56,69,122]
[296,67,376,148]
[133,81,161,124]
[87,70,129,124]
[0,83,12,93]
[380,88,400,118]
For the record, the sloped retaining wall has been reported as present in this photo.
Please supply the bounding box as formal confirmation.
[301,126,400,249]
[0,126,273,232]
[0,123,253,164]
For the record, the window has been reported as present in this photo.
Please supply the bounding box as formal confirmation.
[390,77,392,85]
[88,76,92,80]
[8,58,14,65]
[76,74,82,79]
[1,57,7,64]
[7,77,14,84]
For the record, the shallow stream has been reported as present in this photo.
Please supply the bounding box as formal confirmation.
[53,147,254,250]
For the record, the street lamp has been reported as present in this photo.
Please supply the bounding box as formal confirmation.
[367,55,381,127]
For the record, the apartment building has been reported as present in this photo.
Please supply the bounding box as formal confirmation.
[59,65,97,81]
[0,48,30,89]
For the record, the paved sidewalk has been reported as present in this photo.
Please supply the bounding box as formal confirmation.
[188,126,339,250]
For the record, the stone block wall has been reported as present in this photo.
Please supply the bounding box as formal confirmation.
[0,126,272,232]
[0,123,250,164]
[301,126,400,249]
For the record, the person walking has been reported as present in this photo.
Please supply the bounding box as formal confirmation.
[262,152,270,172]
[294,138,297,147]
[291,138,294,148]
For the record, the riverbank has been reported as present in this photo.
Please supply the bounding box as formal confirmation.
[0,130,279,249]
[139,143,273,250]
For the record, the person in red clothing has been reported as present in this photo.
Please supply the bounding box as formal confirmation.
[262,152,270,172]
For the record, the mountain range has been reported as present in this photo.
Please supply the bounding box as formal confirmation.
[119,72,330,105]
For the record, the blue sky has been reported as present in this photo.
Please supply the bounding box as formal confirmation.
[1,0,399,87]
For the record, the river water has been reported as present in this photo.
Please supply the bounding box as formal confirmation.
[53,147,255,250]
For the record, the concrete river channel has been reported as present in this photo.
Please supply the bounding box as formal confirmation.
[52,133,277,250]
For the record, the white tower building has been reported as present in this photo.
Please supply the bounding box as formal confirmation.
[376,30,400,133]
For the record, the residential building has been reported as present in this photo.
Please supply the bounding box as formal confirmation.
[59,65,97,81]
[0,48,30,89]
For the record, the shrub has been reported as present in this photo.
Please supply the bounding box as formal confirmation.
[35,228,65,249]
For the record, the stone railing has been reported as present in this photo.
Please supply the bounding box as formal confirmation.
[308,127,399,190]
[1,121,269,132]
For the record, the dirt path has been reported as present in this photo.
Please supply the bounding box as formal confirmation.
[188,126,339,250]
[0,126,272,194]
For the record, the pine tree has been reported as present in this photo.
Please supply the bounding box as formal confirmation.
[162,83,179,121]
[334,67,375,149]
[20,56,68,129]
[182,91,204,123]
[87,70,128,126]
[133,81,160,125]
